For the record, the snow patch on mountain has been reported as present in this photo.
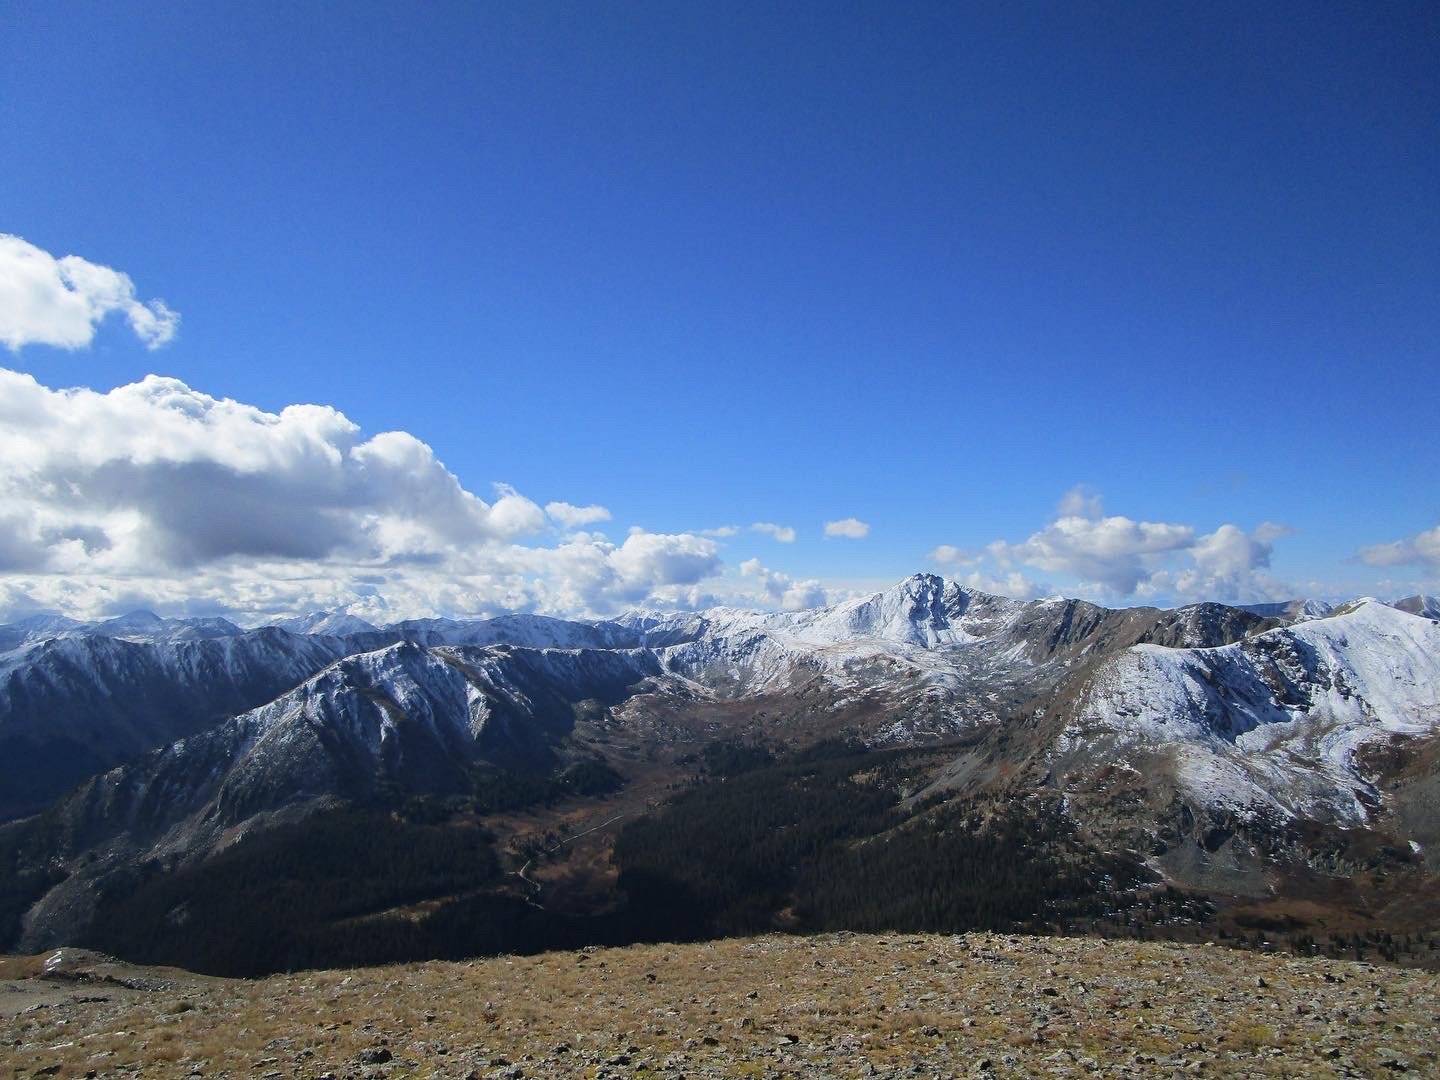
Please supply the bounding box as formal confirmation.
[1068,600,1440,824]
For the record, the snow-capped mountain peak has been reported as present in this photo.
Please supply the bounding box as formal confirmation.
[786,573,977,647]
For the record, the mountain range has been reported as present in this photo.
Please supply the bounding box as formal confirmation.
[2,575,1438,971]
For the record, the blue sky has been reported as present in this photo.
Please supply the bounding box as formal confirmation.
[1,2,1437,621]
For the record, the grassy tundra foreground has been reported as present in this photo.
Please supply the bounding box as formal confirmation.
[4,933,1437,1079]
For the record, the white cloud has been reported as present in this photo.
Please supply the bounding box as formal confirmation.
[928,544,982,568]
[989,513,1195,595]
[739,557,828,610]
[0,368,548,570]
[0,368,727,622]
[751,522,797,543]
[824,517,870,539]
[1167,522,1293,604]
[699,525,740,538]
[1357,525,1440,569]
[932,489,1297,604]
[1056,484,1104,519]
[0,234,179,351]
[545,501,612,528]
[958,570,1048,601]
[607,531,721,597]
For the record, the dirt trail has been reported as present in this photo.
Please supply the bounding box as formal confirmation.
[512,810,631,903]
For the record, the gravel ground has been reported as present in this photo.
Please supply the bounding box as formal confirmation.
[3,932,1438,1079]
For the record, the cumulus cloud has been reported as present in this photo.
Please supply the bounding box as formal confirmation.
[931,489,1296,604]
[0,368,728,622]
[545,501,612,528]
[607,531,721,596]
[1357,525,1440,569]
[824,517,870,539]
[0,234,179,351]
[751,522,797,543]
[0,368,549,571]
[928,544,982,568]
[957,570,1049,601]
[1167,522,1293,604]
[989,513,1195,595]
[740,557,828,610]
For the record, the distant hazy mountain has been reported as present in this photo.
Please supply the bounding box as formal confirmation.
[269,609,381,636]
[1237,598,1335,621]
[1392,594,1440,620]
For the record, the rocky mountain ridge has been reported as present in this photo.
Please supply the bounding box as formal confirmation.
[3,574,1438,966]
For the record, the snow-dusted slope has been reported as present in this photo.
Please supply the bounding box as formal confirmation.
[0,628,354,820]
[39,640,668,854]
[0,613,84,653]
[0,610,246,650]
[0,610,653,821]
[774,575,1014,647]
[621,575,1011,650]
[615,576,1030,694]
[13,639,678,950]
[90,611,247,642]
[1064,600,1440,825]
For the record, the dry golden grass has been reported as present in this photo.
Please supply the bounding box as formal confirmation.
[3,933,1438,1078]
[0,955,43,980]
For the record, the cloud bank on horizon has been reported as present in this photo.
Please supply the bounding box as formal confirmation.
[0,234,1434,623]
[0,363,736,622]
[3,357,1429,624]
[0,355,1432,623]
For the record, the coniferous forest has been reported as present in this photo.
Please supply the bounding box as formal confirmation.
[13,740,1160,977]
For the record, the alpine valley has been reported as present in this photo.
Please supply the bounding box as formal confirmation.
[3,575,1439,976]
